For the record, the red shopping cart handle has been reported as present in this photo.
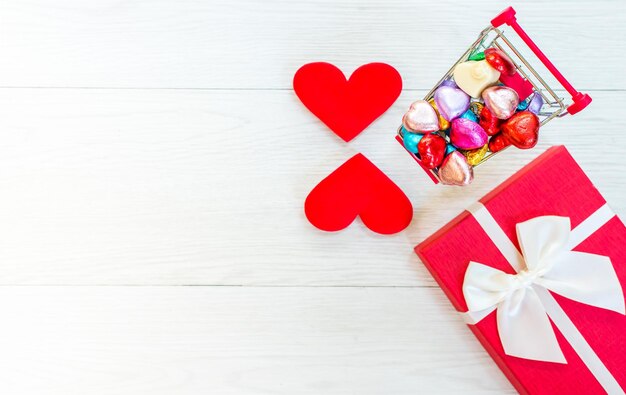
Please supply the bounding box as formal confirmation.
[491,7,592,115]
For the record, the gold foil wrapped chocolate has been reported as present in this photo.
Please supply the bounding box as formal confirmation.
[462,144,488,166]
[470,101,484,116]
[428,98,450,131]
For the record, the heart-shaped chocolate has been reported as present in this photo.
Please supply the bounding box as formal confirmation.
[527,92,544,115]
[402,131,423,154]
[470,101,484,116]
[445,144,457,155]
[440,79,458,88]
[417,133,447,169]
[501,111,540,149]
[402,100,439,133]
[459,108,478,122]
[484,48,516,75]
[438,151,473,186]
[488,132,511,153]
[482,86,519,120]
[450,118,488,150]
[479,106,502,136]
[433,86,470,121]
[453,60,500,98]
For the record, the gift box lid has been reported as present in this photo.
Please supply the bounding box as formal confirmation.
[416,146,626,395]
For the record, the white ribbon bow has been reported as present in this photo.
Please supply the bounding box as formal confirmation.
[462,215,625,364]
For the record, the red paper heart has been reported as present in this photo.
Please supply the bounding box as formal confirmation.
[293,62,402,142]
[305,154,413,234]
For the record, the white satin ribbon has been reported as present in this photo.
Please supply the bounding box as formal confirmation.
[462,203,625,394]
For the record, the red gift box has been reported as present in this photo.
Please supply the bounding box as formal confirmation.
[416,146,626,394]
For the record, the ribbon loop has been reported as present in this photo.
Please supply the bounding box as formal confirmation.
[516,216,570,272]
[462,212,625,363]
[498,285,566,363]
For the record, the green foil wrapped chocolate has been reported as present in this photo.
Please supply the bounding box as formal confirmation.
[468,51,485,61]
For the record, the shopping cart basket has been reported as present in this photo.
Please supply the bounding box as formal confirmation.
[397,6,591,185]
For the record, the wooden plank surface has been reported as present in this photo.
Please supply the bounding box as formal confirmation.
[0,286,514,394]
[0,1,624,89]
[0,89,623,286]
[0,0,624,393]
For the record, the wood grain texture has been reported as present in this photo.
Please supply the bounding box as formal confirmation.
[0,0,624,393]
[0,286,514,395]
[0,89,623,286]
[0,0,624,89]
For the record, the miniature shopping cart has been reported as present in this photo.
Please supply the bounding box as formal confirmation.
[397,6,591,184]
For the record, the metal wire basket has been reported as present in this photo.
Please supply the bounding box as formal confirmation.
[397,7,591,185]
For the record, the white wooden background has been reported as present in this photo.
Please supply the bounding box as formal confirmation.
[0,0,624,393]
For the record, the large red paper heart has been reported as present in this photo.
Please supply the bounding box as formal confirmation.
[305,154,413,234]
[293,62,402,142]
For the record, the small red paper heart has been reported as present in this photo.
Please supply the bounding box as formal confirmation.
[293,62,402,142]
[305,154,413,234]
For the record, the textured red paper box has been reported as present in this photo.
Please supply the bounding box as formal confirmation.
[415,146,626,394]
